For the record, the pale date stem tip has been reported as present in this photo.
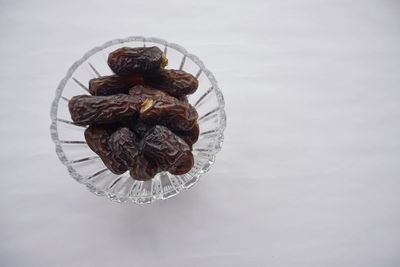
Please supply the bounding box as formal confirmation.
[140,98,154,113]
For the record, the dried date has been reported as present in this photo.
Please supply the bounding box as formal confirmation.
[144,69,198,97]
[141,125,194,175]
[128,120,198,148]
[128,84,167,101]
[139,96,198,131]
[108,127,140,167]
[89,74,143,96]
[130,85,189,104]
[84,125,127,174]
[131,121,151,139]
[108,127,159,180]
[175,122,199,148]
[69,94,141,126]
[129,155,159,181]
[108,46,167,76]
[177,95,189,104]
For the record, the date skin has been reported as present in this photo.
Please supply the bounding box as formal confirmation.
[89,74,143,96]
[128,84,167,101]
[84,125,127,175]
[141,125,194,175]
[130,85,190,104]
[127,120,198,149]
[129,155,159,181]
[69,94,141,126]
[108,127,157,181]
[177,95,189,104]
[144,69,198,97]
[108,127,140,167]
[130,121,151,139]
[139,96,198,131]
[175,122,199,148]
[108,46,167,76]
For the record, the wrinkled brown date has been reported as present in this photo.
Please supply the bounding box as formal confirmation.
[84,125,127,174]
[128,120,198,149]
[89,74,143,96]
[108,46,167,76]
[144,69,198,97]
[129,155,159,181]
[175,122,200,148]
[108,127,159,181]
[69,94,141,126]
[139,96,198,131]
[130,85,190,105]
[177,95,189,103]
[128,84,167,101]
[141,125,194,175]
[108,127,140,167]
[130,121,151,139]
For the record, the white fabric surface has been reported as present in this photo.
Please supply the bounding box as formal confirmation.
[1,0,400,266]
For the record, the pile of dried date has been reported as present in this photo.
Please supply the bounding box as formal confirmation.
[68,46,199,181]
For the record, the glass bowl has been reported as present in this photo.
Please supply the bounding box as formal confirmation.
[50,36,226,204]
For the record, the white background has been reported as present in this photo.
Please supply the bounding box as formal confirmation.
[1,0,400,266]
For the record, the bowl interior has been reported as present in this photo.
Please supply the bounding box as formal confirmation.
[50,36,226,203]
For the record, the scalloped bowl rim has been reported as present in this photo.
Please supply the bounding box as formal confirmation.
[50,36,226,204]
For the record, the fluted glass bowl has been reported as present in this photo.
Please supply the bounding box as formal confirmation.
[50,36,226,204]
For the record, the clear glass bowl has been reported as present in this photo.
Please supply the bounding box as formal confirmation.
[50,36,226,204]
